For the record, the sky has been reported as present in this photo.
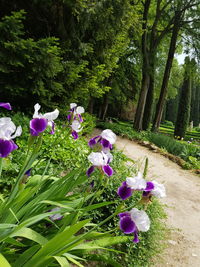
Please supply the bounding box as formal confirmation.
[175,53,187,65]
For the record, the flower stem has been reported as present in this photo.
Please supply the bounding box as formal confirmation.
[0,158,3,179]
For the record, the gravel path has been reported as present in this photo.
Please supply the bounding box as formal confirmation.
[114,135,200,267]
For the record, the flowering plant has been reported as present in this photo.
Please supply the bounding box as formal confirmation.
[0,102,167,266]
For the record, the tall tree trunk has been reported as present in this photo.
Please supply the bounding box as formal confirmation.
[152,11,182,131]
[174,57,192,139]
[133,0,151,131]
[142,59,155,130]
[88,97,94,114]
[102,94,109,121]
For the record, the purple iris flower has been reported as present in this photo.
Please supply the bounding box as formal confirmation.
[88,129,116,152]
[142,181,166,198]
[87,151,113,177]
[0,117,22,158]
[0,102,12,110]
[119,208,150,243]
[68,103,85,140]
[117,172,149,200]
[48,207,63,221]
[30,103,59,136]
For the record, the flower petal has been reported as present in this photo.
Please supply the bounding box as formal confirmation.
[118,212,130,218]
[10,126,22,139]
[86,165,95,177]
[130,208,150,232]
[0,139,17,158]
[117,182,133,200]
[67,114,71,121]
[0,102,12,110]
[88,138,97,148]
[133,232,139,243]
[44,109,59,121]
[151,180,166,198]
[102,165,113,176]
[120,215,136,234]
[33,103,41,118]
[72,131,78,140]
[30,118,48,136]
[70,103,77,109]
[76,106,84,114]
[144,181,154,192]
[101,138,110,149]
[101,129,116,145]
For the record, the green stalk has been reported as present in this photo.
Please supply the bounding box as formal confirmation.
[0,158,3,179]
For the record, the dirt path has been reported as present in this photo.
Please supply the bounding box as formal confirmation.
[114,135,200,267]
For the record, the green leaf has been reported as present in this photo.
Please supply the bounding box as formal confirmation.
[11,227,48,245]
[65,255,84,267]
[0,254,11,267]
[54,256,70,267]
[13,245,40,267]
[23,219,90,267]
[81,201,115,212]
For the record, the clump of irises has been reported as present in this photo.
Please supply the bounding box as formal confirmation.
[117,171,166,242]
[87,129,116,177]
[0,100,167,245]
[67,103,85,139]
[0,102,22,158]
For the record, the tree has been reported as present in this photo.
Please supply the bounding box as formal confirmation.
[174,57,195,139]
[152,0,200,131]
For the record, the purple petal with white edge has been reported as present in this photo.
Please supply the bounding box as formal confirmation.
[0,102,12,110]
[133,232,139,243]
[117,182,133,200]
[0,139,17,158]
[72,130,78,140]
[120,215,136,234]
[86,166,95,177]
[102,165,113,177]
[30,118,48,135]
[101,139,110,149]
[88,138,97,148]
[144,181,155,192]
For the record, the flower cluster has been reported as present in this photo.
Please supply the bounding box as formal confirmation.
[119,208,150,243]
[117,172,166,201]
[87,129,116,177]
[30,103,59,136]
[117,171,166,243]
[67,103,85,139]
[0,102,22,158]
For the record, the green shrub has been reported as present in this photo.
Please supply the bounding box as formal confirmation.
[163,120,174,127]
